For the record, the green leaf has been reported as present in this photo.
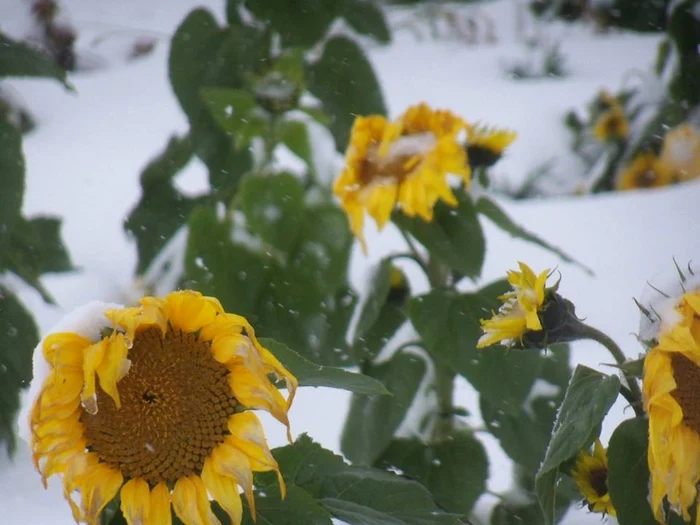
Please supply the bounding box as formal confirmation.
[258,338,390,395]
[0,117,24,252]
[409,280,541,410]
[0,33,69,87]
[353,302,406,363]
[353,258,393,341]
[474,196,592,275]
[236,172,304,254]
[241,484,333,525]
[395,192,485,279]
[182,206,266,317]
[201,87,267,148]
[0,286,39,454]
[536,366,621,525]
[343,0,391,43]
[341,352,426,465]
[140,134,193,187]
[307,36,386,151]
[272,434,347,493]
[279,120,315,176]
[246,0,341,49]
[378,433,489,515]
[298,106,331,127]
[318,467,462,525]
[608,417,656,525]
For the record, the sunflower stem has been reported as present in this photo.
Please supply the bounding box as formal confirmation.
[427,257,456,441]
[579,323,644,417]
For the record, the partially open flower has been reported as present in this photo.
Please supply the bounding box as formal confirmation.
[466,125,517,169]
[571,440,616,517]
[333,103,471,250]
[27,290,296,525]
[643,287,700,523]
[593,105,629,142]
[616,152,674,190]
[659,123,700,182]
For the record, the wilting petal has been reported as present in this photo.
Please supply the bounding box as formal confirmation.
[120,478,151,525]
[81,339,108,413]
[80,462,124,524]
[172,476,220,525]
[43,333,91,369]
[227,365,289,430]
[211,442,255,514]
[202,457,243,525]
[147,483,172,525]
[164,291,220,334]
[96,333,131,408]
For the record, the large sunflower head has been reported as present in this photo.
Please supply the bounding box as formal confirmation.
[644,288,700,523]
[28,290,297,525]
[616,152,674,190]
[659,123,700,182]
[593,105,629,142]
[477,262,550,349]
[571,439,616,517]
[333,103,471,250]
[465,125,517,169]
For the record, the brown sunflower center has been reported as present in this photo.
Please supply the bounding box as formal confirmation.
[81,326,238,485]
[670,353,700,435]
[589,467,609,498]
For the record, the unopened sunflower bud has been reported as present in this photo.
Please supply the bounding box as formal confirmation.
[465,126,517,170]
[387,265,410,305]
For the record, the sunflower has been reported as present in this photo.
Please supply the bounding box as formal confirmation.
[466,125,517,169]
[616,152,674,190]
[571,440,616,516]
[644,289,700,523]
[333,103,471,250]
[28,290,297,525]
[659,123,700,182]
[477,262,549,348]
[593,105,628,142]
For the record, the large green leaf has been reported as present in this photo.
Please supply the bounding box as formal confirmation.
[474,196,592,275]
[408,280,542,410]
[279,120,315,177]
[536,366,620,525]
[182,206,267,318]
[3,217,73,302]
[235,172,304,254]
[395,192,485,279]
[201,87,267,149]
[240,485,333,525]
[353,302,406,363]
[0,286,39,454]
[246,0,341,49]
[0,33,69,86]
[378,434,489,516]
[342,0,391,43]
[307,36,386,151]
[341,352,426,465]
[259,338,389,395]
[608,417,656,525]
[0,117,24,252]
[353,258,393,341]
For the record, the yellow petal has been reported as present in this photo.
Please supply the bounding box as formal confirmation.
[120,478,151,525]
[147,483,172,525]
[81,339,108,413]
[164,291,221,334]
[202,457,243,525]
[96,333,131,409]
[211,442,255,516]
[227,365,289,429]
[43,333,92,368]
[172,476,220,525]
[79,462,124,525]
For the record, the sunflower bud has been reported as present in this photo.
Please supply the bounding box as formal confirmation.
[387,265,410,305]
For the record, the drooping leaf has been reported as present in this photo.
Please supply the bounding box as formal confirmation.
[395,192,485,279]
[474,196,592,275]
[307,36,386,150]
[259,338,390,395]
[535,366,620,525]
[0,286,39,454]
[235,172,304,254]
[353,258,393,341]
[0,117,24,252]
[0,33,69,87]
[378,433,489,516]
[342,0,391,43]
[279,120,315,176]
[353,301,406,363]
[340,352,426,465]
[608,417,657,525]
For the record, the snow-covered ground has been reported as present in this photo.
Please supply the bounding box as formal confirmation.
[1,0,699,523]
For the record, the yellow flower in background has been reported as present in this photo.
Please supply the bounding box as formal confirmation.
[477,262,549,348]
[29,290,297,525]
[466,125,517,169]
[571,440,616,517]
[659,123,700,182]
[644,289,700,524]
[593,105,629,142]
[333,103,471,250]
[616,152,674,190]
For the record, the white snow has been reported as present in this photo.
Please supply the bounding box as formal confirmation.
[1,0,699,524]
